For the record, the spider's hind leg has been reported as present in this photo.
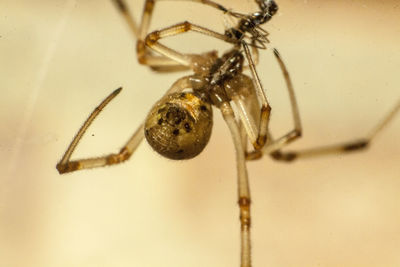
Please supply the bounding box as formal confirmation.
[267,99,400,162]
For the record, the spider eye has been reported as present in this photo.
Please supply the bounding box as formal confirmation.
[144,92,213,160]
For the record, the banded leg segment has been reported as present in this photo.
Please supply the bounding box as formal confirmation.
[112,0,234,70]
[242,41,272,150]
[262,49,399,161]
[245,48,302,160]
[56,76,194,174]
[56,87,140,174]
[112,0,188,70]
[145,21,231,67]
[220,102,252,267]
[269,99,400,162]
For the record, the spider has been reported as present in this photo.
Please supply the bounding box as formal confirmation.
[56,1,400,266]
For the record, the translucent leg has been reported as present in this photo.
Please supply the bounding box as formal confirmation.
[268,99,400,161]
[220,101,252,267]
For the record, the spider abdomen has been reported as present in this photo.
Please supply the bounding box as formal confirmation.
[144,92,213,160]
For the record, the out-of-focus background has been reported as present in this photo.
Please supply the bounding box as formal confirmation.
[1,0,399,266]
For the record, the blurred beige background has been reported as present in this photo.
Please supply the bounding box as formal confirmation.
[1,0,399,266]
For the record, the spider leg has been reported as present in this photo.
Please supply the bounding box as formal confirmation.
[111,0,232,37]
[225,73,262,145]
[239,121,249,155]
[220,101,252,267]
[56,87,139,174]
[178,0,230,13]
[249,43,260,66]
[111,0,139,38]
[267,99,400,162]
[56,76,193,174]
[225,72,275,161]
[242,40,260,70]
[242,41,272,150]
[245,48,302,160]
[145,21,231,67]
[112,0,190,71]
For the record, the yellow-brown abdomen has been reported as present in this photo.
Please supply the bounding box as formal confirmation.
[144,92,213,160]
